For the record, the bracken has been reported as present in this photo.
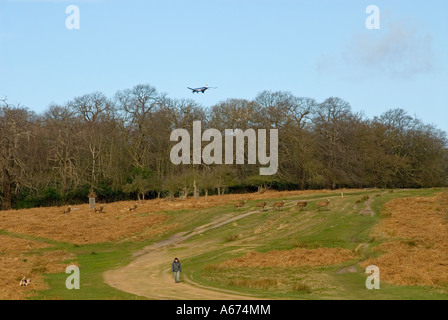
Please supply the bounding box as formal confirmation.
[361,192,448,288]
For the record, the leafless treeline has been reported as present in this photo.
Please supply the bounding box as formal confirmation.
[1,84,447,209]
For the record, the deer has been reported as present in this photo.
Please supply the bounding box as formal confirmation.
[317,199,330,210]
[258,187,267,194]
[234,200,246,210]
[296,201,308,211]
[94,205,104,213]
[19,276,31,286]
[129,203,138,212]
[272,200,285,210]
[256,201,267,211]
[63,206,71,214]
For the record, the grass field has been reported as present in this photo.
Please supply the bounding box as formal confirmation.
[1,188,447,300]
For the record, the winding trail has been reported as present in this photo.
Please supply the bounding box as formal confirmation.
[104,195,345,300]
[104,209,263,300]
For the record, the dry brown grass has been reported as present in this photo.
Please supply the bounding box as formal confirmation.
[220,247,356,268]
[0,202,170,245]
[0,190,334,245]
[0,235,74,300]
[361,192,448,287]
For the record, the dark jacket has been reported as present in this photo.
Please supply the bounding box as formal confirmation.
[172,260,182,272]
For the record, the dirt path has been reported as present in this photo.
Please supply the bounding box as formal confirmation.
[103,195,347,300]
[357,191,388,217]
[358,196,375,217]
[104,209,263,300]
[104,242,258,300]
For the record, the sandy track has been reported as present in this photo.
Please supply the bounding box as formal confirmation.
[103,244,258,300]
[104,196,342,300]
[104,210,263,300]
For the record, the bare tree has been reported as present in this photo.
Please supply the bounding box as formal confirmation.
[44,104,81,192]
[115,84,162,169]
[0,100,33,209]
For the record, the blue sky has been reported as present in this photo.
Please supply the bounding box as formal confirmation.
[1,0,447,132]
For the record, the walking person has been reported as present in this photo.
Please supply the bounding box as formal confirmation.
[172,257,182,283]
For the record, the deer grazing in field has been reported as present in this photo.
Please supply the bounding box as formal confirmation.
[63,206,71,214]
[272,200,285,210]
[19,276,31,286]
[129,203,138,212]
[258,186,268,194]
[94,205,104,213]
[256,201,267,211]
[234,200,246,210]
[296,201,308,211]
[317,199,330,210]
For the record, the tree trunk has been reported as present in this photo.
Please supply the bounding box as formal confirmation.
[193,180,199,199]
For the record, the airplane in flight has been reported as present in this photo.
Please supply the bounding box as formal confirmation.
[187,84,217,94]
